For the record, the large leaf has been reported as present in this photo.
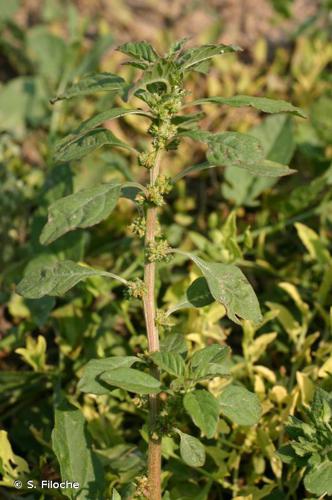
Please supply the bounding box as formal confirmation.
[117,41,159,63]
[52,403,104,499]
[219,385,261,425]
[180,131,295,177]
[223,115,296,204]
[176,430,206,467]
[17,260,126,299]
[206,132,263,168]
[99,367,161,394]
[178,43,241,70]
[54,128,133,163]
[193,95,306,118]
[78,357,142,395]
[184,253,262,324]
[72,108,151,136]
[40,183,122,245]
[51,73,126,103]
[183,390,219,438]
[304,461,332,496]
[150,352,185,377]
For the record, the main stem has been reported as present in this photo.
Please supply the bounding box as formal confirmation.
[143,155,161,500]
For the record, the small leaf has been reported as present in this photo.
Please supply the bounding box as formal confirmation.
[191,344,229,368]
[178,43,242,70]
[150,352,185,377]
[78,357,142,395]
[183,390,219,438]
[117,41,159,62]
[52,402,104,499]
[51,73,126,103]
[185,254,262,324]
[40,183,122,245]
[17,260,125,299]
[111,489,121,500]
[190,345,230,380]
[186,277,215,307]
[165,277,214,316]
[219,385,261,425]
[100,367,161,394]
[54,128,133,163]
[193,95,307,118]
[304,461,332,496]
[134,60,179,94]
[160,334,187,354]
[176,430,206,467]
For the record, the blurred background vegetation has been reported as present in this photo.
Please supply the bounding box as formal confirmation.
[0,0,332,499]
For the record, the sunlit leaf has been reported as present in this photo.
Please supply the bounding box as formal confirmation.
[183,390,219,438]
[51,73,126,103]
[52,402,104,499]
[100,368,161,394]
[53,128,133,163]
[304,461,332,496]
[150,352,185,377]
[117,41,159,63]
[40,183,122,245]
[219,385,261,425]
[183,253,262,324]
[193,95,307,118]
[17,260,126,299]
[176,430,206,467]
[78,357,142,395]
[178,43,242,70]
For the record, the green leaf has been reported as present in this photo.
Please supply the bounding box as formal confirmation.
[190,345,230,380]
[183,390,219,438]
[51,73,126,103]
[184,254,262,324]
[304,461,332,496]
[186,277,215,307]
[117,41,159,63]
[206,132,264,168]
[219,385,261,425]
[99,367,161,394]
[178,43,242,70]
[17,260,126,299]
[78,357,142,395]
[223,114,296,205]
[52,402,104,499]
[72,108,151,136]
[180,131,295,178]
[150,352,185,377]
[134,60,180,94]
[40,183,122,245]
[176,430,206,467]
[191,344,229,367]
[111,489,121,500]
[193,95,307,118]
[234,159,295,177]
[54,128,133,163]
[160,334,187,354]
[165,277,215,317]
